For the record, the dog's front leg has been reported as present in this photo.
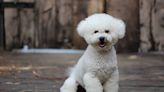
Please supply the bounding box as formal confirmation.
[83,73,103,92]
[103,69,119,92]
[60,77,78,92]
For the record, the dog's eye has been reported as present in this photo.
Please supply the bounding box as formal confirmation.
[105,30,110,33]
[94,30,99,34]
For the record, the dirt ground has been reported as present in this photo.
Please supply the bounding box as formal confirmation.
[0,52,164,92]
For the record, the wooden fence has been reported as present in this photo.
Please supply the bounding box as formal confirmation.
[139,0,164,52]
[1,0,164,52]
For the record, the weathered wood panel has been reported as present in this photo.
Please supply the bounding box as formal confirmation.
[57,0,73,48]
[0,0,5,50]
[35,0,57,48]
[4,0,35,50]
[71,0,88,49]
[20,9,35,48]
[139,0,154,52]
[139,0,164,52]
[152,0,164,51]
[4,0,19,50]
[19,0,35,48]
[72,0,105,49]
[19,9,35,48]
[107,0,140,52]
[87,0,104,15]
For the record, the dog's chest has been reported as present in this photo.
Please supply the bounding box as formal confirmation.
[96,62,116,83]
[86,58,116,83]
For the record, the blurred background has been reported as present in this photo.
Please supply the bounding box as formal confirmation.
[0,0,164,92]
[0,0,163,53]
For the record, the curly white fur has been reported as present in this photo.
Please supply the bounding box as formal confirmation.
[60,13,125,92]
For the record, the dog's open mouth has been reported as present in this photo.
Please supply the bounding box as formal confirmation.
[99,42,106,48]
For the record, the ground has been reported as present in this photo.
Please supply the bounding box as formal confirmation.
[0,52,164,92]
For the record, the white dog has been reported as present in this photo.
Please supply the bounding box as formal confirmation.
[60,13,125,92]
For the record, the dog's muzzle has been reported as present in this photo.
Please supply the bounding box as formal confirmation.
[99,37,106,48]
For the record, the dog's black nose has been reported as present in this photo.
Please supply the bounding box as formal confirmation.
[99,37,105,42]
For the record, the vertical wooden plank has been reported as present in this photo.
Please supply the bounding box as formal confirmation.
[56,0,73,48]
[19,0,35,48]
[35,0,56,48]
[4,0,19,50]
[72,0,104,49]
[0,0,5,50]
[72,0,88,49]
[34,0,43,48]
[19,9,35,48]
[107,0,140,52]
[87,0,104,15]
[139,0,154,52]
[5,0,35,50]
[152,0,164,51]
[46,0,57,48]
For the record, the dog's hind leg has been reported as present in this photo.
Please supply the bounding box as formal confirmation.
[60,77,78,92]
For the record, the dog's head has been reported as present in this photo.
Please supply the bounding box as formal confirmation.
[77,13,126,51]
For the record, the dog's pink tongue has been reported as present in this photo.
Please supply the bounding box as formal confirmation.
[99,42,105,48]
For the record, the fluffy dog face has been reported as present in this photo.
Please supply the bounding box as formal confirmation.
[77,13,126,51]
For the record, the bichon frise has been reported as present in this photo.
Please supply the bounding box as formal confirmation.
[60,13,125,92]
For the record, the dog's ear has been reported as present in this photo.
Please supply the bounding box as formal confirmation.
[114,19,126,39]
[77,19,86,37]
